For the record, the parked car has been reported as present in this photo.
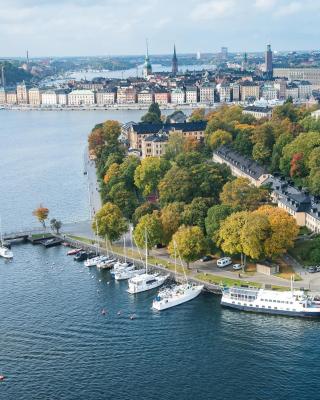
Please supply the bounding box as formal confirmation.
[217,257,232,268]
[200,255,213,262]
[232,264,243,271]
[316,266,320,272]
[308,266,316,273]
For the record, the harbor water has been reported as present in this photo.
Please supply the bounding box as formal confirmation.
[0,110,320,400]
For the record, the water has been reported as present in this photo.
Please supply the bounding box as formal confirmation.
[1,110,320,399]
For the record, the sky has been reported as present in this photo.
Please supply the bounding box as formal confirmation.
[0,0,319,57]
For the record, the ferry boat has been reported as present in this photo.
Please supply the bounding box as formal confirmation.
[221,282,320,318]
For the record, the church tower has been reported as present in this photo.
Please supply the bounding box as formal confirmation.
[172,44,178,75]
[143,40,152,78]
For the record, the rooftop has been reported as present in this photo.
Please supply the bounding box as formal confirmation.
[132,121,207,134]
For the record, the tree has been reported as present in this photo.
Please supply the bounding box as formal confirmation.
[168,225,207,268]
[251,123,275,164]
[88,127,105,156]
[134,157,170,196]
[133,213,163,252]
[132,202,159,226]
[164,132,186,160]
[141,103,161,124]
[218,211,249,257]
[102,120,121,144]
[32,204,49,229]
[270,132,293,173]
[309,169,320,196]
[208,129,233,150]
[93,202,128,243]
[175,151,204,168]
[104,163,121,185]
[119,156,140,190]
[182,198,212,232]
[159,166,193,205]
[160,202,185,244]
[189,108,206,122]
[254,205,299,258]
[205,204,235,241]
[233,124,254,156]
[220,177,269,211]
[107,182,138,220]
[50,218,62,234]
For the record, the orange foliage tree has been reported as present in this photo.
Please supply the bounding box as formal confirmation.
[32,204,49,228]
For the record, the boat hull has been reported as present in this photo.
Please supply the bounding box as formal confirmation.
[127,275,168,294]
[221,301,320,318]
[153,286,203,311]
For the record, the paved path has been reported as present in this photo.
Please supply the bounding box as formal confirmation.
[84,148,101,220]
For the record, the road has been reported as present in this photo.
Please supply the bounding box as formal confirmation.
[84,148,102,220]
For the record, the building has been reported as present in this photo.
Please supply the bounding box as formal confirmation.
[171,87,185,104]
[243,106,272,119]
[56,90,69,106]
[68,89,95,106]
[231,83,241,102]
[265,44,273,79]
[212,146,271,187]
[143,42,152,78]
[297,81,312,99]
[154,90,170,105]
[0,87,6,104]
[219,83,231,103]
[262,84,278,100]
[220,47,228,61]
[28,88,41,106]
[16,82,28,104]
[240,81,260,101]
[6,91,17,104]
[306,199,320,233]
[128,121,207,150]
[41,90,57,106]
[141,131,169,158]
[96,90,116,106]
[185,86,198,103]
[168,110,186,123]
[285,83,299,100]
[273,68,320,86]
[199,82,215,104]
[172,44,178,75]
[137,89,154,104]
[274,79,287,100]
[117,86,136,104]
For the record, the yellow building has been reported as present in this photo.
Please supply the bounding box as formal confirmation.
[240,81,260,101]
[28,88,41,106]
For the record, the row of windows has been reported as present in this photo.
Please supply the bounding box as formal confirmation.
[232,301,297,311]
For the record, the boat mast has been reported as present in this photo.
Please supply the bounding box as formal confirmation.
[123,235,127,263]
[145,227,148,274]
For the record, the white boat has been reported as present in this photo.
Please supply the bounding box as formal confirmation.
[84,255,108,267]
[115,266,145,281]
[221,277,320,318]
[152,283,204,310]
[0,245,13,259]
[152,241,203,310]
[97,258,116,269]
[0,218,13,259]
[110,261,131,275]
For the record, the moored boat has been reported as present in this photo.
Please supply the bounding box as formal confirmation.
[152,283,204,311]
[67,248,82,256]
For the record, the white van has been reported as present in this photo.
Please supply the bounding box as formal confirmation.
[217,257,232,268]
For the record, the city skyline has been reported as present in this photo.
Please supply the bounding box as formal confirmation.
[1,0,320,57]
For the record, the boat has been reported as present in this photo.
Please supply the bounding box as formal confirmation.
[221,277,320,318]
[97,258,116,269]
[115,266,145,281]
[0,218,13,259]
[84,255,109,267]
[67,248,82,256]
[127,229,169,294]
[74,251,95,262]
[152,283,204,310]
[152,242,203,310]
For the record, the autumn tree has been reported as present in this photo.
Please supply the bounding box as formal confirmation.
[158,166,193,205]
[251,122,275,164]
[102,120,121,144]
[93,202,128,243]
[32,204,49,229]
[133,212,163,252]
[254,205,299,258]
[208,129,233,150]
[104,163,121,185]
[188,108,206,122]
[132,202,160,226]
[160,202,185,244]
[164,132,186,160]
[220,177,269,211]
[134,157,170,196]
[205,204,235,241]
[88,127,105,156]
[168,225,207,268]
[107,182,138,220]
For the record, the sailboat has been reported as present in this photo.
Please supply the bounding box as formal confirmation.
[0,218,13,259]
[152,242,203,311]
[127,229,169,294]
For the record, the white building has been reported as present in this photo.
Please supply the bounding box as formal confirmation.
[41,90,57,106]
[137,89,154,104]
[219,83,231,103]
[171,88,185,104]
[28,88,41,106]
[297,81,312,99]
[68,90,95,106]
[96,90,116,105]
[57,91,68,106]
[0,87,6,104]
[185,87,198,104]
[199,83,215,104]
[262,84,278,100]
[285,84,299,100]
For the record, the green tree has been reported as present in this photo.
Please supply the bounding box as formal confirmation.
[164,132,186,160]
[205,204,235,241]
[309,169,320,196]
[220,177,269,211]
[107,182,138,220]
[134,157,170,197]
[141,103,162,124]
[232,124,254,156]
[270,132,293,173]
[133,213,163,252]
[159,166,193,205]
[189,108,206,122]
[119,156,141,190]
[175,151,205,168]
[132,202,159,226]
[93,202,128,243]
[182,198,212,231]
[160,202,185,244]
[251,123,275,164]
[168,225,207,268]
[208,129,233,150]
[50,218,62,234]
[148,103,161,118]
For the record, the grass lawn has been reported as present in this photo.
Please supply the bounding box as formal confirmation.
[31,233,52,239]
[275,258,302,281]
[289,239,319,266]
[195,273,262,288]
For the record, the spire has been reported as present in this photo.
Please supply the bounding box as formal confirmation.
[143,39,152,78]
[146,38,149,58]
[172,44,178,75]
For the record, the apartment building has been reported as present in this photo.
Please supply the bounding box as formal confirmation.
[240,81,260,101]
[154,91,170,105]
[16,82,28,104]
[96,90,116,105]
[141,131,168,158]
[171,87,185,104]
[0,87,6,104]
[42,90,58,105]
[137,89,154,104]
[28,88,41,106]
[199,82,215,103]
[219,83,231,103]
[117,86,136,104]
[243,106,272,120]
[273,68,320,86]
[185,86,198,104]
[68,89,95,106]
[6,91,17,104]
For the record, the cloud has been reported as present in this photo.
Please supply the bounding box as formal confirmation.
[191,0,235,21]
[273,1,302,17]
[254,0,277,10]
